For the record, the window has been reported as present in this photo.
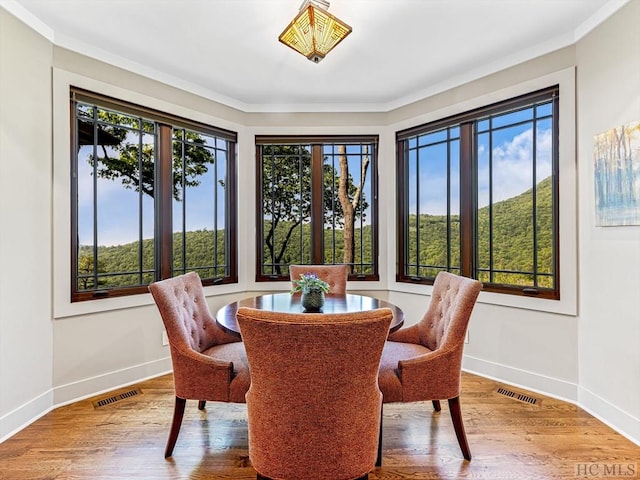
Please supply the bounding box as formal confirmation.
[71,89,237,301]
[397,86,559,299]
[255,136,378,281]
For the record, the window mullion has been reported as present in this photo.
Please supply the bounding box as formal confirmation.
[180,134,187,276]
[299,147,304,263]
[70,100,80,296]
[532,110,539,287]
[415,143,421,278]
[488,120,494,283]
[311,144,324,264]
[156,123,173,280]
[137,117,144,285]
[359,145,366,271]
[446,130,452,271]
[226,141,238,282]
[271,152,278,273]
[91,106,99,290]
[459,122,474,278]
[332,146,337,264]
[552,93,560,292]
[396,139,408,280]
[213,144,219,280]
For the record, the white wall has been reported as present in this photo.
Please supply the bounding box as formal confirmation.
[0,0,638,446]
[576,0,640,442]
[0,9,53,440]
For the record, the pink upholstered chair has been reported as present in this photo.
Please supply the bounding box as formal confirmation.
[236,306,392,480]
[378,271,482,461]
[289,264,349,294]
[148,272,250,458]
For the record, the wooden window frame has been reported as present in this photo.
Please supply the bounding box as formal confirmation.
[70,88,237,302]
[255,135,379,282]
[396,86,560,299]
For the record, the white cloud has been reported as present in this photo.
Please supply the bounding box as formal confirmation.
[412,125,552,214]
[478,127,552,207]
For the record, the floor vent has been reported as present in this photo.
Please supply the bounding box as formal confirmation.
[92,388,142,408]
[496,387,540,405]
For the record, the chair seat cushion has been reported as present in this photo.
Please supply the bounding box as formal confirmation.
[378,341,432,403]
[204,342,250,403]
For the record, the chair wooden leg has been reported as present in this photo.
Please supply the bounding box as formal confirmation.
[448,396,471,460]
[376,405,383,467]
[432,400,441,412]
[198,400,206,410]
[165,396,186,458]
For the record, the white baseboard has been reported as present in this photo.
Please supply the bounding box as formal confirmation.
[0,389,54,444]
[463,354,640,447]
[0,356,172,443]
[463,354,578,403]
[579,385,640,446]
[53,356,172,406]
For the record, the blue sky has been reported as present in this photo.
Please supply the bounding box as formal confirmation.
[408,122,552,216]
[77,136,228,247]
[78,123,551,247]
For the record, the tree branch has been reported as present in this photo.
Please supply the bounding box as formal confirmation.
[351,151,370,210]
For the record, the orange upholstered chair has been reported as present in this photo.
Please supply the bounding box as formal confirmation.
[289,264,349,294]
[148,272,250,458]
[378,271,482,461]
[237,306,392,480]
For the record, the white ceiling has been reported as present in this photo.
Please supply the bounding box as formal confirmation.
[3,0,629,112]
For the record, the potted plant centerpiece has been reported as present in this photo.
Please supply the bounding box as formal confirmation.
[291,272,331,312]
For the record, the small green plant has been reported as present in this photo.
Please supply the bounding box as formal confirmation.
[291,272,331,294]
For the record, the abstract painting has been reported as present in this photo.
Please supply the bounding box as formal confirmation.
[593,120,640,226]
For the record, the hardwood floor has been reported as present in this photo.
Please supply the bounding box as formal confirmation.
[0,372,637,479]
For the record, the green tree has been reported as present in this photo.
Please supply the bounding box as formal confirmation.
[261,145,368,275]
[81,108,215,201]
[77,253,105,290]
[336,144,370,271]
[261,145,312,274]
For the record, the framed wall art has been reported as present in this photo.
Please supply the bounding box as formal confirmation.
[593,120,640,226]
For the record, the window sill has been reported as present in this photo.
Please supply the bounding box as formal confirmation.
[54,282,246,319]
[389,281,576,316]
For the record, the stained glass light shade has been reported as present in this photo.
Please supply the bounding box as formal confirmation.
[279,0,352,63]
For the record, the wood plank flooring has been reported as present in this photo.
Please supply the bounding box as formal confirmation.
[0,372,637,479]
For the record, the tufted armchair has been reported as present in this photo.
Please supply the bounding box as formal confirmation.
[289,264,350,294]
[148,272,250,458]
[378,271,482,461]
[237,306,392,480]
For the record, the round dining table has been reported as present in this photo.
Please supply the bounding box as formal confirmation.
[215,292,404,337]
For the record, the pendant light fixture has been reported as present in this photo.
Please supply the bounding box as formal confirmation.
[279,0,352,63]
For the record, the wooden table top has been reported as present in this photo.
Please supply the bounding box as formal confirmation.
[215,292,404,336]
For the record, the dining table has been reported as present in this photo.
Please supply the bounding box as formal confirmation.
[215,292,404,337]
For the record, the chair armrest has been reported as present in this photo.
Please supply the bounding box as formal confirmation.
[170,344,234,401]
[398,346,463,402]
[387,323,421,344]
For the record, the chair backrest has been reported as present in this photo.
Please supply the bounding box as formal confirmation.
[289,264,350,294]
[148,272,236,354]
[237,306,392,480]
[418,271,482,352]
